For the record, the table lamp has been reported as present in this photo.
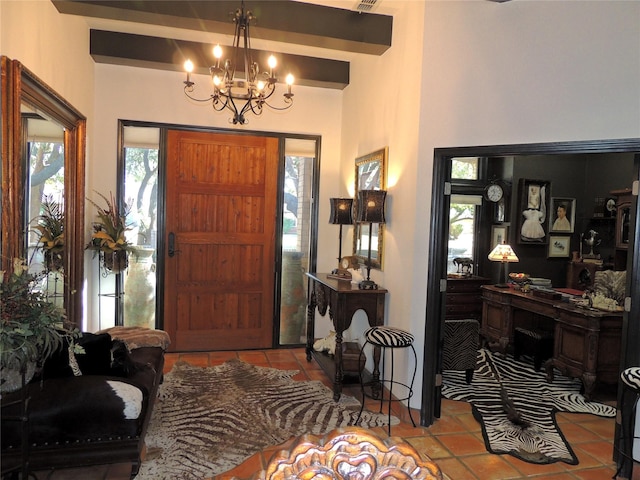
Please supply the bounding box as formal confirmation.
[328,198,353,280]
[356,189,386,290]
[488,241,519,287]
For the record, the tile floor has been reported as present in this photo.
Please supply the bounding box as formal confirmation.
[33,348,631,479]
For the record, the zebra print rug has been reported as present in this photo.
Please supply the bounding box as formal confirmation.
[442,349,616,465]
[136,359,398,479]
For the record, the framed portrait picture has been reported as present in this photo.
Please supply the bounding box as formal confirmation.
[517,178,551,244]
[549,197,576,233]
[548,235,571,258]
[491,224,509,249]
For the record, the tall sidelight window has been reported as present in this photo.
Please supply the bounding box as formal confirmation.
[97,126,160,330]
[279,138,317,345]
[447,195,482,274]
[122,127,159,329]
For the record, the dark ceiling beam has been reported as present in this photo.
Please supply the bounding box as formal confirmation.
[90,30,350,90]
[53,0,393,56]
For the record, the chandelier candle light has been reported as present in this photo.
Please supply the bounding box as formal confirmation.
[327,198,354,281]
[183,1,294,125]
[487,241,520,288]
[356,190,387,290]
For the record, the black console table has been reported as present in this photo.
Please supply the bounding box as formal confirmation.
[305,273,387,401]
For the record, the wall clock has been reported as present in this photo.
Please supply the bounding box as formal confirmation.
[484,182,505,203]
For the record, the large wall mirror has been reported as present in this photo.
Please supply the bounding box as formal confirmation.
[353,147,387,270]
[1,56,86,326]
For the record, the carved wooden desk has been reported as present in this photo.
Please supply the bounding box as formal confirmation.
[481,285,622,400]
[305,273,387,401]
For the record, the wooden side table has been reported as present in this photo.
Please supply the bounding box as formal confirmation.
[305,273,387,401]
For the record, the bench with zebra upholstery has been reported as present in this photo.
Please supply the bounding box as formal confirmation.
[442,319,480,384]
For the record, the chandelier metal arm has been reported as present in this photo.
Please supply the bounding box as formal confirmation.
[181,1,294,125]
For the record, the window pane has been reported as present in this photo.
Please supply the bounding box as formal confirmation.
[121,128,160,329]
[451,157,479,180]
[279,138,316,345]
[447,198,479,275]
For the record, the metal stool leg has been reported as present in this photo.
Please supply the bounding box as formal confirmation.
[357,340,369,424]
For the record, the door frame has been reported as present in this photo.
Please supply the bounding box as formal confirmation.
[116,120,321,346]
[422,138,640,435]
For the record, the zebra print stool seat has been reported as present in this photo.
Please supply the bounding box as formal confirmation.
[356,326,417,434]
[616,367,640,478]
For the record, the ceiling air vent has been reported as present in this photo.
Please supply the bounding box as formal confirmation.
[354,0,379,13]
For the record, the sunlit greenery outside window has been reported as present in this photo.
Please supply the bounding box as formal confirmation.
[121,127,160,330]
[451,157,479,180]
[447,195,482,274]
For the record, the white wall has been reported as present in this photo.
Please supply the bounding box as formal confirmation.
[0,0,94,123]
[341,0,640,411]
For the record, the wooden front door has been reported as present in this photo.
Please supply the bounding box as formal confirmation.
[165,130,278,351]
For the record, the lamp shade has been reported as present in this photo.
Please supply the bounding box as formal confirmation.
[356,190,386,224]
[488,242,519,263]
[329,198,354,225]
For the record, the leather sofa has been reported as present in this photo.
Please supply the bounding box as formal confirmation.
[1,327,169,478]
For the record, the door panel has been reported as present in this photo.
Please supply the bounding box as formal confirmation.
[165,130,278,351]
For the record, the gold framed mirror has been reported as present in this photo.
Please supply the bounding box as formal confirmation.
[353,147,387,270]
[1,56,86,326]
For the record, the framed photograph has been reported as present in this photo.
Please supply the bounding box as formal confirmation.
[353,147,388,270]
[549,197,576,233]
[491,225,509,249]
[548,235,571,258]
[517,178,551,244]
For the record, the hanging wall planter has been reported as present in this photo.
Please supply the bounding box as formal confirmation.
[103,250,129,274]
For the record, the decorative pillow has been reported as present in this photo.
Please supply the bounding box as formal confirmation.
[74,333,113,376]
[110,340,142,377]
[40,337,74,379]
[593,270,626,304]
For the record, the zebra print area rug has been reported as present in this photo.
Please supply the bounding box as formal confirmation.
[442,349,616,465]
[136,359,398,479]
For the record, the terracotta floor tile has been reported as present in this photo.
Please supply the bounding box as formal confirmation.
[178,352,211,367]
[406,434,453,460]
[435,457,478,480]
[208,351,238,366]
[573,465,619,479]
[461,453,523,480]
[455,412,482,432]
[440,398,472,416]
[437,433,488,456]
[503,454,567,477]
[581,417,617,439]
[556,422,601,444]
[573,440,615,464]
[237,350,269,363]
[428,415,469,434]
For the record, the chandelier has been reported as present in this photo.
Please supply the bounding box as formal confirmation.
[182,2,294,125]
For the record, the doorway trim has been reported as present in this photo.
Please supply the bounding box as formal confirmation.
[422,138,640,433]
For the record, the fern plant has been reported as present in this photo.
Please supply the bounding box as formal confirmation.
[0,259,79,374]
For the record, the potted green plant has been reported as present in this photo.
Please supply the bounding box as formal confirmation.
[86,192,137,273]
[33,197,65,272]
[0,259,79,392]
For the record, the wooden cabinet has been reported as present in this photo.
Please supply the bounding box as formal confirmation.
[446,276,490,320]
[566,261,602,290]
